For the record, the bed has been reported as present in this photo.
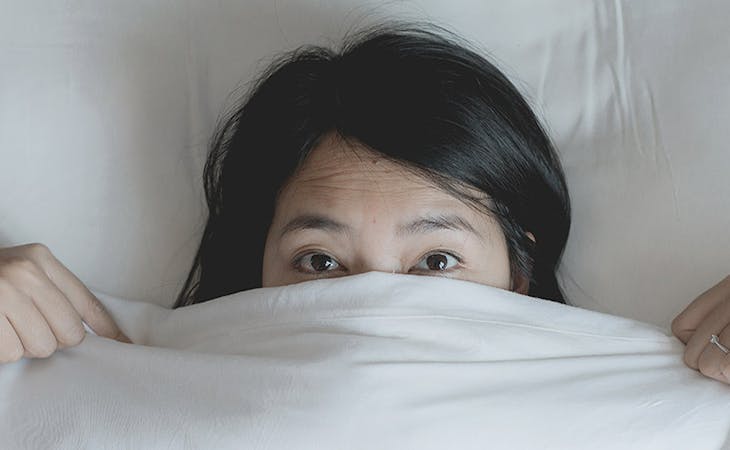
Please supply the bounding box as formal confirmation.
[1,0,729,448]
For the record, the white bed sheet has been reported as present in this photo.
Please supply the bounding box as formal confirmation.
[1,272,729,449]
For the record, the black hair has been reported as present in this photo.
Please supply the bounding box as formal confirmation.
[173,21,571,308]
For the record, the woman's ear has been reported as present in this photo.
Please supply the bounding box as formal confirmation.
[512,232,536,295]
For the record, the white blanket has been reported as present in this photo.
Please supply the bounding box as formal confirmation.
[1,272,729,449]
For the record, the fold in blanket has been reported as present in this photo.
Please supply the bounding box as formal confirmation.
[1,272,729,449]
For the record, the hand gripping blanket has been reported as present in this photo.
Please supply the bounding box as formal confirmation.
[1,272,730,449]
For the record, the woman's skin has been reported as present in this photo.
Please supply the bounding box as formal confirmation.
[0,132,728,389]
[672,275,730,384]
[262,131,527,291]
[0,243,131,363]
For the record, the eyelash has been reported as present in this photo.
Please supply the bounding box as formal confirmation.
[291,251,345,276]
[411,250,464,273]
[291,249,464,275]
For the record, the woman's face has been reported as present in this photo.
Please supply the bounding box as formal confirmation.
[262,132,526,292]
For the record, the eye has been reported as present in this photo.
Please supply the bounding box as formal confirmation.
[412,251,461,272]
[293,252,341,274]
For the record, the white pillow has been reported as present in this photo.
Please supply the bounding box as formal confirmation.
[1,1,728,329]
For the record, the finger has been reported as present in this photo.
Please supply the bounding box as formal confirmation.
[10,267,86,349]
[34,250,131,343]
[672,275,730,344]
[0,315,23,363]
[696,324,730,384]
[683,295,730,369]
[0,281,58,358]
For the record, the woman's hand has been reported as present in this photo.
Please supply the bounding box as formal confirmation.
[0,243,131,363]
[672,275,730,384]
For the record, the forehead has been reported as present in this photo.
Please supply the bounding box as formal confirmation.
[291,134,426,192]
[279,132,480,208]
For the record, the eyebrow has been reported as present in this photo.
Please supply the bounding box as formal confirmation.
[279,214,352,238]
[278,213,480,239]
[397,214,480,237]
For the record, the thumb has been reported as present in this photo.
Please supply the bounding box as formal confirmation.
[85,295,133,343]
[82,320,132,343]
[112,330,133,344]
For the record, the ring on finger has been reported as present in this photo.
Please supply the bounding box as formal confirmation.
[710,334,730,354]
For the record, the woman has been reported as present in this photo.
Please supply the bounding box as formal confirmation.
[0,22,727,386]
[173,22,569,308]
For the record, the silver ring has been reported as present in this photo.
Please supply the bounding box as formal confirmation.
[710,334,730,354]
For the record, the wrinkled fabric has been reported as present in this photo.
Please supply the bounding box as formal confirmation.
[1,272,729,449]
